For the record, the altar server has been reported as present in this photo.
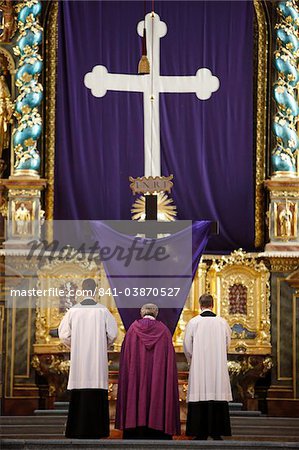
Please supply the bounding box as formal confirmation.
[184,294,232,440]
[115,303,180,439]
[58,278,118,439]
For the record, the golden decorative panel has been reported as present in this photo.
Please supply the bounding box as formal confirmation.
[34,256,207,354]
[34,255,99,351]
[265,178,299,248]
[268,257,299,273]
[33,255,125,354]
[207,249,271,355]
[0,1,17,43]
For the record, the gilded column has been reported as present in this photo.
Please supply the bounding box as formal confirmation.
[13,0,43,177]
[2,0,46,245]
[272,1,299,177]
[265,1,299,250]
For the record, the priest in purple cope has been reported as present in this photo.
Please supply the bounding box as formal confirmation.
[115,303,181,439]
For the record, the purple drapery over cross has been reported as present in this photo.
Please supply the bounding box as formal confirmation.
[91,220,211,334]
[55,1,254,253]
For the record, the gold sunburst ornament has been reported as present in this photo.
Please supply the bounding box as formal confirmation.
[131,192,177,221]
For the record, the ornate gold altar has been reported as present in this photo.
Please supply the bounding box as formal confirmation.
[30,249,272,416]
[1,0,299,419]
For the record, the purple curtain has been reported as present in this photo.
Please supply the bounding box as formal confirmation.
[55,1,254,253]
[91,220,212,333]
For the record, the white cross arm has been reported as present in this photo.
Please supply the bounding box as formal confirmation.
[160,68,220,100]
[84,65,147,97]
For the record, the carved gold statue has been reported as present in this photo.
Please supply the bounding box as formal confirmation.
[0,0,16,42]
[279,202,293,238]
[14,202,31,235]
[0,74,13,160]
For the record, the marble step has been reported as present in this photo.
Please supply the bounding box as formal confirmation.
[0,417,66,425]
[34,412,263,418]
[53,403,69,410]
[1,438,299,450]
[35,403,254,418]
[230,411,261,417]
[228,403,243,411]
[1,422,299,437]
[231,417,299,427]
[2,416,299,429]
[0,425,65,435]
[34,410,68,416]
[18,416,299,426]
[34,412,262,418]
[52,402,244,411]
[0,425,299,438]
[1,436,299,443]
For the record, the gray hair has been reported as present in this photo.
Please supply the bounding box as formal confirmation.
[140,303,159,318]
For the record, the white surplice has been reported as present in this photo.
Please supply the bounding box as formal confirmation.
[58,302,118,390]
[183,313,232,402]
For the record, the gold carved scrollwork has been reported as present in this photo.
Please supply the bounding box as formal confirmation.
[0,0,16,42]
[31,354,42,373]
[228,355,273,405]
[48,355,70,375]
[34,255,99,350]
[31,354,70,396]
[228,360,242,376]
[271,190,299,199]
[9,189,41,198]
[35,307,48,344]
[268,257,299,272]
[207,249,271,355]
[0,194,7,217]
[32,354,70,377]
[34,254,125,353]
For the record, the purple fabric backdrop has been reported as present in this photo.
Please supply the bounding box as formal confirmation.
[91,220,211,333]
[55,1,254,253]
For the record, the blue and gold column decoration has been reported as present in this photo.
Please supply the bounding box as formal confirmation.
[13,0,43,177]
[272,1,299,177]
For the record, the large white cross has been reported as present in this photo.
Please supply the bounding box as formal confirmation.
[84,12,220,177]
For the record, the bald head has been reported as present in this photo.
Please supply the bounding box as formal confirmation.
[140,303,159,319]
